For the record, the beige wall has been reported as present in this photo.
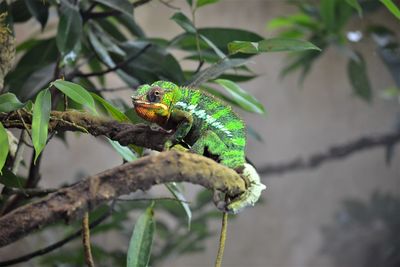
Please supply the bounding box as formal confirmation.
[3,1,400,267]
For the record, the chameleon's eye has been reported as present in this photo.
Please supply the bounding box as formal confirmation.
[147,88,162,102]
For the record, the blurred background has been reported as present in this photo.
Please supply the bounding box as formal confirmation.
[1,0,400,267]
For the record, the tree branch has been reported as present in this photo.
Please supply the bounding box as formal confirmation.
[258,131,400,176]
[0,110,171,151]
[0,151,245,248]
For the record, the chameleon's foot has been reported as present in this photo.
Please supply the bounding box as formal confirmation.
[214,163,266,214]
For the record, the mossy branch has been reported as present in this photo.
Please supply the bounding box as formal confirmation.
[0,151,245,248]
[0,110,170,151]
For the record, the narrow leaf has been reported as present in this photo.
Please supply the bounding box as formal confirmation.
[109,139,137,162]
[347,53,373,102]
[346,0,362,16]
[87,26,116,68]
[228,39,320,55]
[24,0,49,29]
[127,203,155,267]
[196,0,219,8]
[320,0,336,32]
[171,12,196,34]
[0,93,25,112]
[56,1,82,54]
[214,79,265,114]
[0,122,9,174]
[91,93,129,122]
[52,80,96,113]
[95,0,133,17]
[187,58,247,87]
[200,34,226,58]
[380,0,400,20]
[32,88,51,162]
[166,183,192,229]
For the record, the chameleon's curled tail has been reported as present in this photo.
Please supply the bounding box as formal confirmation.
[225,163,266,214]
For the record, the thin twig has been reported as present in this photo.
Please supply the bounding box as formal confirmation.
[158,0,180,10]
[74,44,152,78]
[214,212,228,267]
[258,131,400,176]
[2,187,57,197]
[82,212,95,267]
[0,207,112,267]
[116,197,191,203]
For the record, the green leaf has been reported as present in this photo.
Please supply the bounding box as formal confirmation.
[380,0,400,20]
[166,183,192,229]
[170,28,264,57]
[24,0,49,29]
[214,79,265,114]
[0,122,9,174]
[32,88,51,162]
[199,34,226,58]
[56,1,82,54]
[171,12,196,34]
[52,80,96,114]
[320,0,336,32]
[127,203,155,267]
[346,0,362,16]
[187,58,247,87]
[228,38,321,55]
[95,0,133,17]
[91,93,129,122]
[109,140,137,162]
[0,93,25,112]
[347,53,372,102]
[196,0,219,8]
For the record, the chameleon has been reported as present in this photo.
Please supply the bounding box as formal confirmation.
[131,80,266,214]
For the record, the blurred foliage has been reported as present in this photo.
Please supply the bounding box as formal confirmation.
[321,191,400,267]
[268,0,400,103]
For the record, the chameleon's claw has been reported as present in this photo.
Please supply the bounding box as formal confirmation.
[217,163,266,214]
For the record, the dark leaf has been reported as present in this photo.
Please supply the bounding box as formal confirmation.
[115,14,145,38]
[95,0,133,17]
[6,38,58,100]
[171,12,196,34]
[347,53,373,102]
[56,1,83,54]
[32,88,51,162]
[24,0,49,29]
[346,0,362,16]
[10,0,32,23]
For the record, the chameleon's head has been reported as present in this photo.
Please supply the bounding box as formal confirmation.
[131,81,180,125]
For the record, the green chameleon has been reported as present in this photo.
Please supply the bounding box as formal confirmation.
[132,81,265,214]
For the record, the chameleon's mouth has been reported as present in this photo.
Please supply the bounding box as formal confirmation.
[132,100,169,124]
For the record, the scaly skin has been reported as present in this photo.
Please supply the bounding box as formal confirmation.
[132,81,265,213]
